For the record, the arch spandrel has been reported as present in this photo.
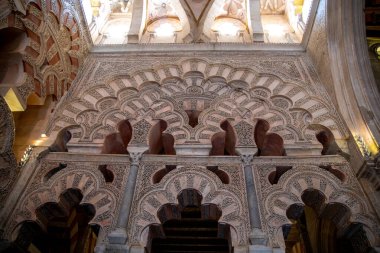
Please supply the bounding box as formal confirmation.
[47,58,348,151]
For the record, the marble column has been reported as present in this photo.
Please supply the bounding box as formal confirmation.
[108,152,143,245]
[248,0,264,42]
[241,155,268,246]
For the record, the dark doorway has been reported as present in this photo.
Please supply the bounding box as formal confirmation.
[147,189,232,253]
[7,189,100,253]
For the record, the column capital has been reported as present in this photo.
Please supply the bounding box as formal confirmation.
[129,152,143,165]
[241,154,254,166]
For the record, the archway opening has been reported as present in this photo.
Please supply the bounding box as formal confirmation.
[8,188,100,253]
[146,189,232,253]
[283,189,375,253]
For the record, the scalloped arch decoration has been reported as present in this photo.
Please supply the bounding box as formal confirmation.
[262,165,379,248]
[49,58,346,146]
[6,169,119,241]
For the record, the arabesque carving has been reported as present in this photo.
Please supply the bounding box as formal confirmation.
[0,0,90,106]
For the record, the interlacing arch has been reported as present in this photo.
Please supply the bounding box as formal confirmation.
[48,58,346,147]
[262,165,379,249]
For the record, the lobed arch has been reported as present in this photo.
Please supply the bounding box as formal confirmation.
[128,166,249,247]
[262,165,379,249]
[7,188,101,253]
[48,58,347,147]
[4,168,119,242]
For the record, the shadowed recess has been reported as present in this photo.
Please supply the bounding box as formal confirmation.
[283,189,375,253]
[8,188,99,253]
[254,119,286,156]
[148,120,176,155]
[146,188,232,253]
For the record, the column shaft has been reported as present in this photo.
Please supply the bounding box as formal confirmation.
[108,152,142,245]
[249,0,264,42]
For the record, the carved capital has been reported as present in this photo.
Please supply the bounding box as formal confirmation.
[241,154,254,166]
[129,152,143,166]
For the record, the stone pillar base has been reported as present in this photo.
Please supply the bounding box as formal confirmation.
[105,244,129,253]
[249,246,285,253]
[127,34,139,43]
[249,245,273,253]
[108,228,128,244]
[249,228,268,246]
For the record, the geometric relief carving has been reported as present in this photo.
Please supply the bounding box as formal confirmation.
[256,165,379,249]
[128,166,249,247]
[234,121,255,146]
[130,119,152,145]
[48,58,347,148]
